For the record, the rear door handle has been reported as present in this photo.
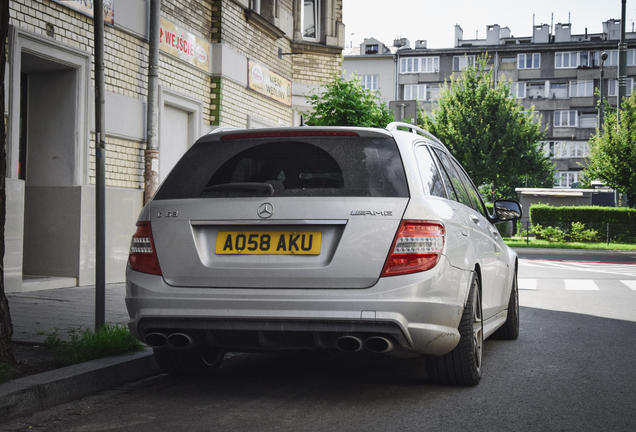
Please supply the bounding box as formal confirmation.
[469,215,480,225]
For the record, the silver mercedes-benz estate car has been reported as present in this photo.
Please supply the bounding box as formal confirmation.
[126,122,522,385]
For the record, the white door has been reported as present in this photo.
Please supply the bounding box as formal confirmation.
[160,105,190,183]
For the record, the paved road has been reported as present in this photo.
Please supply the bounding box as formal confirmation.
[3,257,636,431]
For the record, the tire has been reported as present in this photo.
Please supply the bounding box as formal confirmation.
[491,266,520,340]
[425,273,483,386]
[153,348,225,376]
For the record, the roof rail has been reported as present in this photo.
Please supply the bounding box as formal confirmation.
[385,122,443,145]
[208,126,240,135]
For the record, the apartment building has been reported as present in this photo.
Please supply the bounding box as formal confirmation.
[3,0,345,292]
[343,19,635,189]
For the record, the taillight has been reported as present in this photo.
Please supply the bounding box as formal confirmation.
[380,221,445,277]
[128,221,162,275]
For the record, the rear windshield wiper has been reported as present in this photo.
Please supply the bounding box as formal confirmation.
[203,182,275,196]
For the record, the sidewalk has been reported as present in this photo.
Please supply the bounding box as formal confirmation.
[1,283,161,422]
[8,283,130,343]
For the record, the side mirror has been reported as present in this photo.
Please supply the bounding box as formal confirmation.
[493,200,522,222]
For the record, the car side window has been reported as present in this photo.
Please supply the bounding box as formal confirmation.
[451,159,488,218]
[432,148,473,208]
[429,148,458,201]
[414,145,446,198]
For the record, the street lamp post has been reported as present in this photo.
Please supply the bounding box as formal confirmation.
[599,52,608,132]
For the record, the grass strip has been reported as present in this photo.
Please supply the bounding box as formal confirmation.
[504,237,636,251]
[45,323,144,366]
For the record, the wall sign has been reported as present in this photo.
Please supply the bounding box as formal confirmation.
[52,0,115,25]
[159,18,210,73]
[247,60,292,107]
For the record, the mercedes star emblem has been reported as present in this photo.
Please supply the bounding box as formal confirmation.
[258,202,274,219]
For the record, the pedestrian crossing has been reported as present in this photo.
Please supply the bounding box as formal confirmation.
[520,259,636,278]
[519,279,636,291]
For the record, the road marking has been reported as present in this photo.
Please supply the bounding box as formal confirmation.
[518,279,537,290]
[621,280,636,291]
[564,279,600,290]
[520,260,636,277]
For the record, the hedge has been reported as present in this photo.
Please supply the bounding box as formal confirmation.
[529,204,636,226]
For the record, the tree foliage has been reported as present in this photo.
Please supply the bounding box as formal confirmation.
[418,55,555,200]
[304,73,394,128]
[583,94,636,207]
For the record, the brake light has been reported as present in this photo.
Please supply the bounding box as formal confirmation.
[220,131,360,140]
[128,221,162,275]
[381,221,445,277]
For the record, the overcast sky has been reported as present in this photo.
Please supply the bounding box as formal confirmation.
[343,0,632,49]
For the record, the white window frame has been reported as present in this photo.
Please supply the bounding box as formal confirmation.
[400,57,439,74]
[517,53,540,69]
[608,78,634,96]
[553,110,578,127]
[302,0,320,42]
[361,75,378,91]
[365,44,379,54]
[556,171,581,188]
[511,82,526,98]
[569,80,594,97]
[555,52,579,69]
[453,55,475,71]
[404,84,427,101]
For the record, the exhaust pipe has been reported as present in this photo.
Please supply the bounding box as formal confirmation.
[365,336,394,353]
[335,336,364,353]
[166,332,198,350]
[144,332,168,348]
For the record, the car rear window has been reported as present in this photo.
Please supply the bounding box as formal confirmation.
[154,136,409,199]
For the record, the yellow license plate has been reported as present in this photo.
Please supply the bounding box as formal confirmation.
[215,231,322,255]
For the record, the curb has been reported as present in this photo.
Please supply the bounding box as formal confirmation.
[0,348,161,422]
[513,248,636,256]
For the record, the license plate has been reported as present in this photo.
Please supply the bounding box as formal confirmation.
[215,231,322,255]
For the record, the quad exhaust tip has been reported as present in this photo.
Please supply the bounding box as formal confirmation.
[144,332,198,350]
[335,335,395,353]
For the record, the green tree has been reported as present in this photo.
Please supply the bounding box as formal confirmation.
[304,73,394,128]
[583,94,636,207]
[418,55,555,200]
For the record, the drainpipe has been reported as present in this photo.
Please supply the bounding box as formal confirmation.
[617,0,627,122]
[94,0,106,329]
[144,0,161,204]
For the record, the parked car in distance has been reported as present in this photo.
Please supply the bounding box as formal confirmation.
[126,122,522,385]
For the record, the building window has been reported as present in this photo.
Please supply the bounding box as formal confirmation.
[361,75,378,91]
[555,52,579,68]
[517,53,540,69]
[545,142,590,158]
[605,50,619,66]
[554,110,578,127]
[556,171,582,188]
[252,0,261,13]
[570,80,594,97]
[608,78,634,96]
[400,57,439,74]
[403,84,440,101]
[365,44,379,54]
[302,0,319,41]
[511,82,526,98]
[453,55,475,71]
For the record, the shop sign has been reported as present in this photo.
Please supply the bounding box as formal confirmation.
[159,18,210,73]
[247,60,292,107]
[52,0,115,25]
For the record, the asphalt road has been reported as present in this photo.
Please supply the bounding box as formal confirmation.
[4,256,636,432]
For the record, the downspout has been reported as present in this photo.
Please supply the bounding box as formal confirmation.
[144,0,161,204]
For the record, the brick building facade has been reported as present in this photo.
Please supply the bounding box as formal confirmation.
[3,0,345,292]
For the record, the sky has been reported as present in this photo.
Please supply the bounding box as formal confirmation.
[343,0,633,49]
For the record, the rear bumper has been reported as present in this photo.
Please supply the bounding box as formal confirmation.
[125,255,472,356]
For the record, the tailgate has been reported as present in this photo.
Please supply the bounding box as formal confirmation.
[151,197,408,289]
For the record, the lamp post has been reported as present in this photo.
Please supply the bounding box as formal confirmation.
[599,51,608,132]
